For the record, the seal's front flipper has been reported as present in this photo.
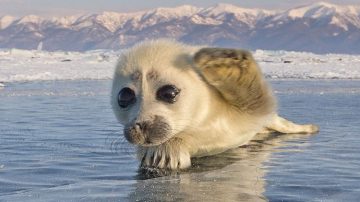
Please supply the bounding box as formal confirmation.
[264,115,319,134]
[138,137,191,170]
[193,48,275,116]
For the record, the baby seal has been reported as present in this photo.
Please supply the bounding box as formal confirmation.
[111,39,318,170]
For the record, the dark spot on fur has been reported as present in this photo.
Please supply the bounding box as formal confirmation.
[131,71,142,81]
[146,70,158,81]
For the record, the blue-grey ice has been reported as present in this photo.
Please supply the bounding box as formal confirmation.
[0,80,359,201]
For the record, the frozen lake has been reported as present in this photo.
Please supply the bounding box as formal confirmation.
[0,80,360,201]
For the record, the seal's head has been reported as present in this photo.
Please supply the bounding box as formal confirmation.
[111,40,209,147]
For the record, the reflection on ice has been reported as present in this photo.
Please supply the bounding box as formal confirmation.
[130,133,312,201]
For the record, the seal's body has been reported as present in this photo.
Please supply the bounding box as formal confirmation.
[111,40,318,170]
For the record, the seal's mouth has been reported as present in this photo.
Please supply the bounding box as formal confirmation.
[138,139,168,147]
[123,115,171,146]
[124,130,171,147]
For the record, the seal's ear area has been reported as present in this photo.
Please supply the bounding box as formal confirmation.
[193,47,255,69]
[192,48,276,115]
[192,48,260,85]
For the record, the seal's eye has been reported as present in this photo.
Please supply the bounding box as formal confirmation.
[156,85,180,104]
[118,87,136,108]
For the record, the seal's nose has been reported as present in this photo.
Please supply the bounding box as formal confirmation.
[124,122,146,145]
[134,122,142,131]
[124,116,170,146]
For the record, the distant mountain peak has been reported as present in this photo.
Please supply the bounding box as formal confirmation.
[202,3,264,16]
[17,15,43,24]
[0,15,15,29]
[146,4,200,18]
[312,1,338,8]
[271,1,360,22]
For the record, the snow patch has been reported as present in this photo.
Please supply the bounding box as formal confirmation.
[255,50,360,79]
[1,49,360,83]
[0,49,118,82]
[190,15,222,25]
[330,16,348,31]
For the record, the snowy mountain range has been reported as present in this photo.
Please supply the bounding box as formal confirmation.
[1,2,360,53]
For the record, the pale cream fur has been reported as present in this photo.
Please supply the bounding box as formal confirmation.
[111,39,319,170]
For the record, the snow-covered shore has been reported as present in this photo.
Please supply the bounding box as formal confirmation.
[0,48,360,83]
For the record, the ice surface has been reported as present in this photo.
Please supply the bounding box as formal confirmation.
[255,50,360,79]
[0,48,360,83]
[0,80,360,201]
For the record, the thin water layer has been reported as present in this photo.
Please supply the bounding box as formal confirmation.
[0,80,359,201]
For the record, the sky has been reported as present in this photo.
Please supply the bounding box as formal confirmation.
[0,0,359,17]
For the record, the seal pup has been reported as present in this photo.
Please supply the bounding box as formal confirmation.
[111,39,319,170]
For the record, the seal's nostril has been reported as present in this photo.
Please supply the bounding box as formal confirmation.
[135,122,142,131]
